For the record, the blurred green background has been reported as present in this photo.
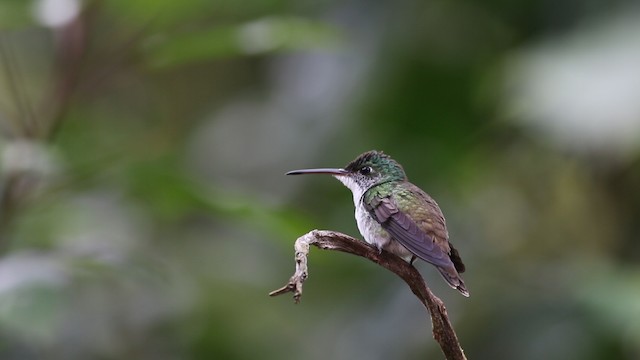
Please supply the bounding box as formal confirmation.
[1,0,639,359]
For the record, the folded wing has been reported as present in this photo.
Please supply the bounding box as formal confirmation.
[365,193,453,269]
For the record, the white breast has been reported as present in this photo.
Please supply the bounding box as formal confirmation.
[334,175,412,259]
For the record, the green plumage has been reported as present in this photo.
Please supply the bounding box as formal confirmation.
[287,150,468,296]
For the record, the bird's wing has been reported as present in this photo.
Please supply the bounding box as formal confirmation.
[364,191,453,268]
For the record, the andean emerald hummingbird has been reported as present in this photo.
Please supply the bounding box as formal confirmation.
[287,150,468,297]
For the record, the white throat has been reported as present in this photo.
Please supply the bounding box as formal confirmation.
[333,175,365,206]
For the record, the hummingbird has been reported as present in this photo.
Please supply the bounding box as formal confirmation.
[287,150,468,297]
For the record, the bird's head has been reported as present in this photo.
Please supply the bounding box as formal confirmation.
[286,150,407,196]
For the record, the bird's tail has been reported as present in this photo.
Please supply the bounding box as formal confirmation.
[437,265,469,297]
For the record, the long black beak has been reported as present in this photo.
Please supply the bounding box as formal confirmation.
[286,168,348,176]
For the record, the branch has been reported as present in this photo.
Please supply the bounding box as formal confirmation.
[270,230,467,360]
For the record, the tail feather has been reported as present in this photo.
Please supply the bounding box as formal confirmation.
[437,265,469,297]
[448,242,465,273]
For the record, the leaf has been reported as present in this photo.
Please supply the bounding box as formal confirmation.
[125,159,310,238]
[144,16,341,68]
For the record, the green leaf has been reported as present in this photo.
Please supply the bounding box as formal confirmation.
[144,16,341,68]
[125,159,310,238]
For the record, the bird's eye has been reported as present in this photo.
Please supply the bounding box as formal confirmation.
[359,166,372,175]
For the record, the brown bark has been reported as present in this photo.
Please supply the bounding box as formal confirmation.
[270,230,467,360]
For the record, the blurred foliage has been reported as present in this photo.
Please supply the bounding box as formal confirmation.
[0,0,639,359]
[0,1,33,29]
[144,17,341,68]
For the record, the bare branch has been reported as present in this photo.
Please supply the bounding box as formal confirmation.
[270,229,467,360]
